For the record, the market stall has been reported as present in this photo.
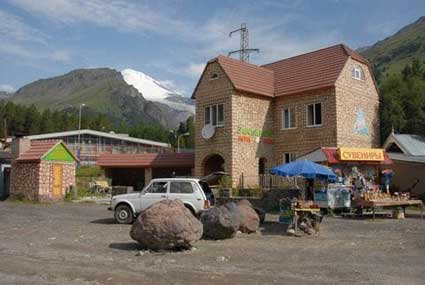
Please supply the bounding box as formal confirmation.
[270,160,336,235]
[299,147,424,218]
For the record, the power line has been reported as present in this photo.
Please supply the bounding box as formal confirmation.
[228,23,259,62]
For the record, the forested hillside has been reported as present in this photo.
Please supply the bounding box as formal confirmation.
[0,101,195,149]
[379,59,425,140]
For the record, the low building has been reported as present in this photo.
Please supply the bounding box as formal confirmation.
[97,152,194,191]
[383,133,425,197]
[0,151,11,200]
[26,129,170,165]
[10,139,78,201]
[192,44,380,187]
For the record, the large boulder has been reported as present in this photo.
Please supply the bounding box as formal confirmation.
[200,202,241,240]
[130,199,203,250]
[237,199,260,233]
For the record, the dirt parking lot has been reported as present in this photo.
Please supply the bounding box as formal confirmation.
[0,202,424,284]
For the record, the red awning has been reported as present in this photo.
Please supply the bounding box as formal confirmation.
[321,147,392,165]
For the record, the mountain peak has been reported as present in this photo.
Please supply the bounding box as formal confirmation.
[121,68,194,113]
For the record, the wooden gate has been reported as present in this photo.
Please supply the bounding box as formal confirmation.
[52,164,63,198]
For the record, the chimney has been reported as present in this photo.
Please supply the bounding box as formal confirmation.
[11,137,31,159]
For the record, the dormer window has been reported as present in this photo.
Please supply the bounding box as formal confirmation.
[352,66,365,81]
[209,73,219,80]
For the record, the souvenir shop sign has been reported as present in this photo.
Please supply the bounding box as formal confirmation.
[338,147,384,162]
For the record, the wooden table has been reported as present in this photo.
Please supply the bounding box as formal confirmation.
[353,199,424,219]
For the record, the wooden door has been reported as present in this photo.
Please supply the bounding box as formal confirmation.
[52,164,63,198]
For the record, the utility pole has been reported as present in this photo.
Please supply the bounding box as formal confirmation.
[228,23,259,62]
[77,103,85,163]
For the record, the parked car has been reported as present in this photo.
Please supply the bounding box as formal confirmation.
[109,178,215,224]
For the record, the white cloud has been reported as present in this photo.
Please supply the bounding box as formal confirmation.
[0,9,47,44]
[184,63,205,78]
[8,0,193,38]
[0,84,15,93]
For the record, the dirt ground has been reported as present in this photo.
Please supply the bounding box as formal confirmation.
[0,202,424,285]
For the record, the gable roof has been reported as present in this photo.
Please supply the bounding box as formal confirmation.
[192,55,274,99]
[17,140,78,162]
[192,43,373,99]
[384,133,425,156]
[263,44,368,97]
[97,152,194,168]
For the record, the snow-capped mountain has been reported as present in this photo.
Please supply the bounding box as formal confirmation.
[121,68,194,114]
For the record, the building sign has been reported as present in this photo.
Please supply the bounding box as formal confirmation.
[237,127,273,144]
[338,147,384,162]
[237,127,272,138]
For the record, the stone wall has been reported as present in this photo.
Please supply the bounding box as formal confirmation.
[231,92,274,187]
[335,58,380,147]
[9,161,40,200]
[273,88,338,162]
[38,162,76,201]
[194,61,234,178]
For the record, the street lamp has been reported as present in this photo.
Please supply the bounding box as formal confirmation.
[77,103,85,161]
[177,132,190,153]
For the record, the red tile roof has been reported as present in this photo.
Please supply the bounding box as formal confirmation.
[17,140,59,162]
[262,44,369,97]
[191,55,274,99]
[321,147,393,165]
[216,55,274,97]
[192,43,373,99]
[97,152,194,168]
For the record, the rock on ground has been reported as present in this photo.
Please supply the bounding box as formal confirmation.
[200,202,241,240]
[130,199,203,250]
[237,199,260,233]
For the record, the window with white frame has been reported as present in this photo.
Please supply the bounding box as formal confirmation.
[306,103,322,127]
[204,103,224,127]
[352,66,365,80]
[281,107,296,129]
[283,153,296,164]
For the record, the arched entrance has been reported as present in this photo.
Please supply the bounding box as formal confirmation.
[203,154,225,176]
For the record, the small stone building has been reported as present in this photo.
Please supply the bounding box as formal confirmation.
[383,133,425,198]
[192,44,381,187]
[10,138,77,201]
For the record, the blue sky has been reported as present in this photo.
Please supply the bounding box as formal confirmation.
[1,0,424,95]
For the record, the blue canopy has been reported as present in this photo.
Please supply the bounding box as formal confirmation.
[269,159,337,182]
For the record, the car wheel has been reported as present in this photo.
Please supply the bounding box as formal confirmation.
[114,204,134,224]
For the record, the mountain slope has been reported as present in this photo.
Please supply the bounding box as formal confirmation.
[360,16,425,79]
[9,68,193,128]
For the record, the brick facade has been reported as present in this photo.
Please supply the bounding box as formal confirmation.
[194,47,380,187]
[10,161,76,201]
[335,58,380,147]
[231,92,274,187]
[194,62,233,178]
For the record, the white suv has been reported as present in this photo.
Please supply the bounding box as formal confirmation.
[109,178,215,224]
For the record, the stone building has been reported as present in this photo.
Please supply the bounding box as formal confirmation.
[192,44,380,187]
[10,139,77,201]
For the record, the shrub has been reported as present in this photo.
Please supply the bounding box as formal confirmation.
[76,166,104,177]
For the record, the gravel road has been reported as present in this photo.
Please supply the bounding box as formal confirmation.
[0,202,424,284]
